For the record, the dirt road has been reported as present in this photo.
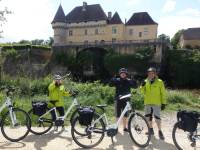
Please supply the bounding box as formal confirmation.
[0,113,199,150]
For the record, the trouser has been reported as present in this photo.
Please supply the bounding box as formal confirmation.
[144,105,161,121]
[50,107,64,121]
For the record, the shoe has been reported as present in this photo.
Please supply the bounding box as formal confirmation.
[54,126,58,132]
[146,128,154,135]
[159,130,165,140]
[123,128,129,132]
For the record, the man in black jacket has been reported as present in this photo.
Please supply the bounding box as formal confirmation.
[110,68,137,132]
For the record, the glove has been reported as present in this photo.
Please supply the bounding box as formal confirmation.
[161,104,166,110]
[141,80,146,86]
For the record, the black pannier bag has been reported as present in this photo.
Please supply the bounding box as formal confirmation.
[78,107,95,126]
[177,110,199,132]
[32,101,47,116]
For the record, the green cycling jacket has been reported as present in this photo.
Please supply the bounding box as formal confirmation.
[140,78,167,105]
[48,81,70,107]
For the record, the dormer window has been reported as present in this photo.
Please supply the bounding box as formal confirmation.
[69,30,73,36]
[95,28,98,35]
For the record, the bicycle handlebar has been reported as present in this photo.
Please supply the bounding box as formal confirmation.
[119,94,131,100]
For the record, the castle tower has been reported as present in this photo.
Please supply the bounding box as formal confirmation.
[51,5,67,46]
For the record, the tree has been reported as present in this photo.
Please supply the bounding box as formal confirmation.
[171,29,184,49]
[158,34,170,43]
[31,39,45,45]
[19,40,31,44]
[0,0,11,38]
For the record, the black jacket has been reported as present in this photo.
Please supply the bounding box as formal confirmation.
[110,77,137,98]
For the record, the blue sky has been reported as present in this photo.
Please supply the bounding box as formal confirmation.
[0,0,200,42]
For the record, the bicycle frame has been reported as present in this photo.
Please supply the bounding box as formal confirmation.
[91,94,132,130]
[0,97,17,126]
[38,97,80,122]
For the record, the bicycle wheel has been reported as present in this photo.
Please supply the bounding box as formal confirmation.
[28,108,53,135]
[128,112,151,147]
[1,108,31,142]
[70,109,85,136]
[172,121,197,150]
[71,113,105,148]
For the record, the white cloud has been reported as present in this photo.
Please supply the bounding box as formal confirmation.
[162,0,176,13]
[0,0,55,42]
[158,14,200,38]
[178,8,200,17]
[125,0,141,7]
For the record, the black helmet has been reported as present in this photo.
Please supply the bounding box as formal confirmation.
[119,68,128,75]
[147,67,157,73]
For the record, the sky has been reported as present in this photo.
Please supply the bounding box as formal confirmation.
[0,0,200,42]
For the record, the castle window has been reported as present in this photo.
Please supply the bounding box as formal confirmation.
[139,32,142,37]
[112,27,117,34]
[85,29,88,35]
[112,38,116,42]
[69,30,73,36]
[144,28,148,35]
[129,29,133,35]
[95,28,98,35]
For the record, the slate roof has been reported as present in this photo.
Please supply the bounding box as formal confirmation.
[126,12,157,25]
[182,28,200,40]
[109,12,123,24]
[65,4,107,23]
[52,5,66,23]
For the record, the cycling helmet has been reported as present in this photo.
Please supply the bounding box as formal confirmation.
[54,74,62,80]
[119,68,128,75]
[147,67,157,73]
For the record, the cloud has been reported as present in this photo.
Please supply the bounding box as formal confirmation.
[178,8,200,17]
[158,14,200,38]
[0,0,55,42]
[125,0,141,7]
[162,0,176,13]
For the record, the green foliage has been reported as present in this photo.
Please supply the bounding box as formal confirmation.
[54,51,76,66]
[171,29,184,49]
[104,46,154,75]
[167,50,200,87]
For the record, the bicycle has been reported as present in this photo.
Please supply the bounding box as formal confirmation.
[71,93,151,148]
[0,87,31,142]
[172,110,200,150]
[28,91,81,135]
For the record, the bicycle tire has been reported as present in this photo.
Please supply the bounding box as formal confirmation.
[71,112,105,148]
[128,112,151,147]
[28,108,53,135]
[172,121,196,150]
[1,108,31,142]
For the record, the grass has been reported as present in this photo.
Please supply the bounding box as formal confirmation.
[0,76,200,126]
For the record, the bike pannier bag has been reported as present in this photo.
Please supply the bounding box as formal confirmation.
[32,101,47,116]
[78,107,95,126]
[177,110,199,132]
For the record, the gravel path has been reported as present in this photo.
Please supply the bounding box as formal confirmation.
[0,112,199,150]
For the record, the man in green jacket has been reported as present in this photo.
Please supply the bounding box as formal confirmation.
[48,74,70,124]
[140,67,166,140]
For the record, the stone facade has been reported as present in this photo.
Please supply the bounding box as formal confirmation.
[52,2,158,46]
[179,28,200,49]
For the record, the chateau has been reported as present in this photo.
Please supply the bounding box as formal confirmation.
[52,2,158,46]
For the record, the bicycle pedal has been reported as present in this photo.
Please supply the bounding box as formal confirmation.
[191,142,196,147]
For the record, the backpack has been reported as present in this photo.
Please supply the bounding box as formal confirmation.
[32,101,47,116]
[78,107,95,126]
[177,110,199,132]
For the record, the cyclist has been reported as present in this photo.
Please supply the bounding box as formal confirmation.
[48,74,71,129]
[110,68,137,132]
[140,67,166,140]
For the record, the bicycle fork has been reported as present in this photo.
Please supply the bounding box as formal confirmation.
[9,108,18,127]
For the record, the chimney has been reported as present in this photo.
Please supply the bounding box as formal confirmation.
[108,12,112,20]
[82,2,87,11]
